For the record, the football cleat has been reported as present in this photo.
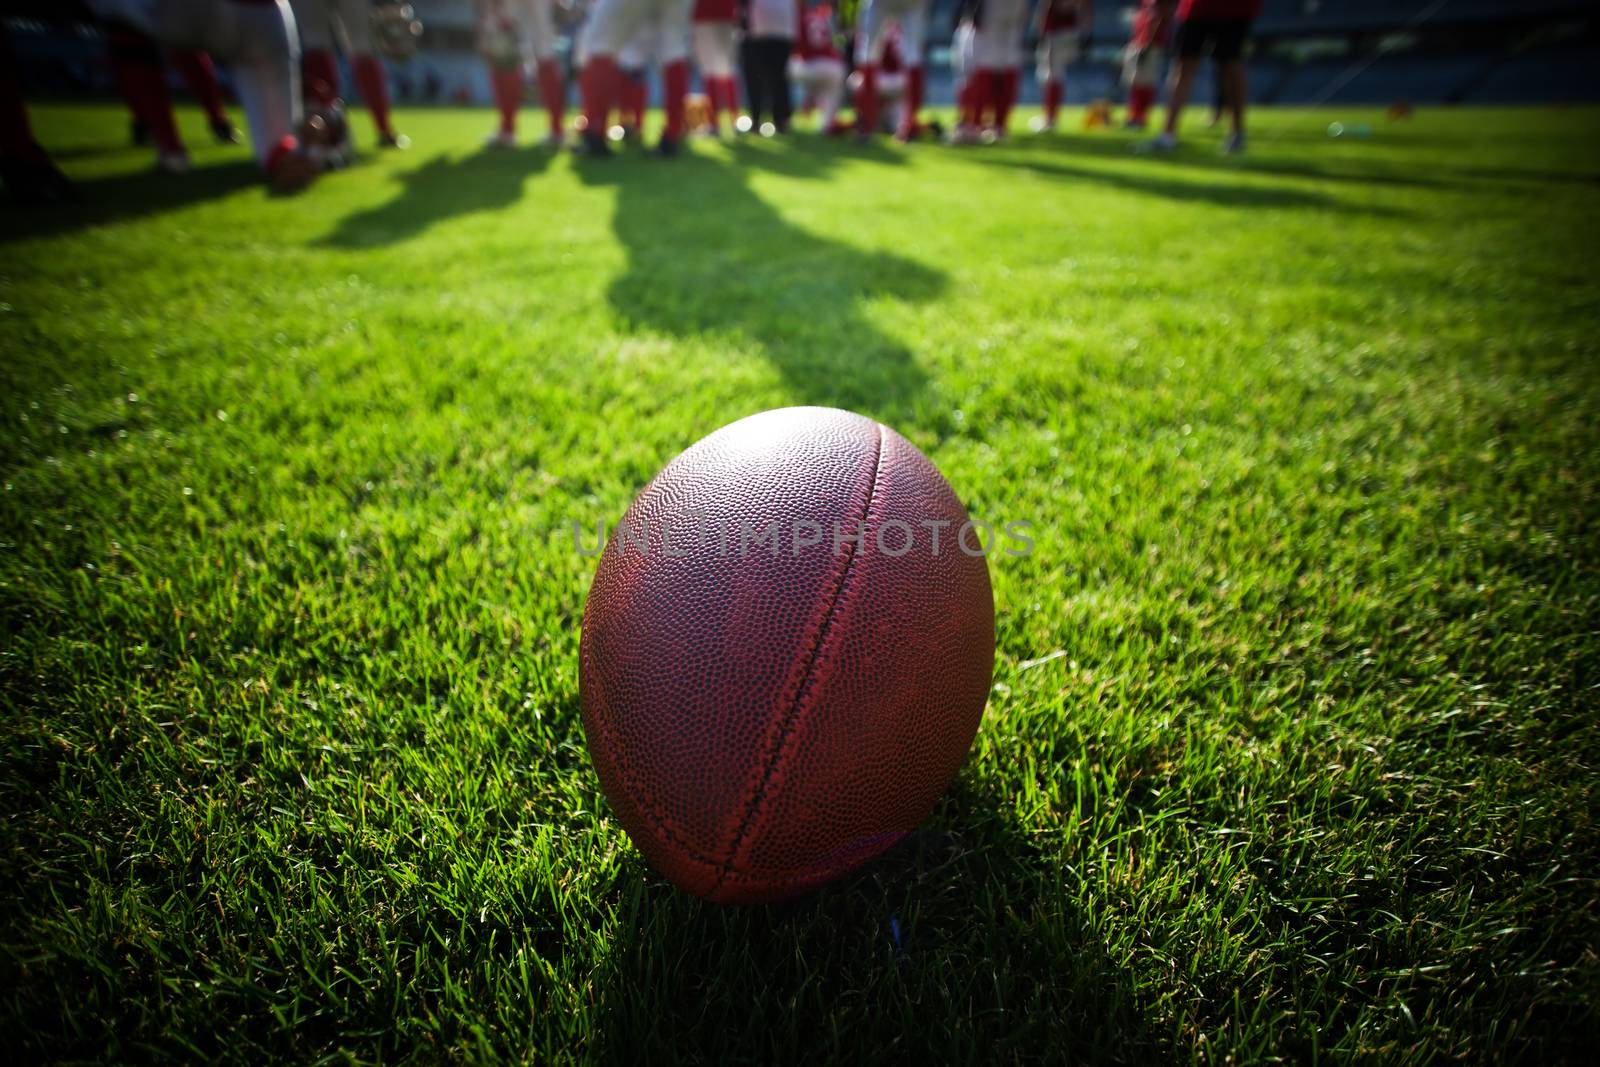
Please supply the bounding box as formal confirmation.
[378,131,411,150]
[1135,131,1177,154]
[0,155,81,205]
[211,119,243,145]
[653,134,682,158]
[1029,116,1055,133]
[484,129,517,149]
[573,129,612,157]
[156,150,191,174]
[268,149,320,194]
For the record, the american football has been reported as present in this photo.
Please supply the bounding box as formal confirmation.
[4,0,1597,1061]
[580,407,994,903]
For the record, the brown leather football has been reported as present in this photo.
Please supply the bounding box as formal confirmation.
[579,407,995,904]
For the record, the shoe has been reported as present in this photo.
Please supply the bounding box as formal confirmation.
[653,134,681,158]
[1029,116,1056,133]
[1221,131,1246,155]
[211,119,243,145]
[1135,131,1177,154]
[734,115,753,135]
[485,130,516,149]
[156,150,191,174]
[573,129,612,157]
[1124,118,1148,131]
[540,131,564,150]
[131,120,151,147]
[268,150,320,194]
[378,131,411,150]
[946,124,980,145]
[0,155,81,205]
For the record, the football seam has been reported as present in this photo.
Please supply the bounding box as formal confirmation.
[707,421,887,898]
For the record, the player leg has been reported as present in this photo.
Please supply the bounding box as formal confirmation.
[169,49,243,143]
[332,0,402,145]
[655,0,694,152]
[1035,33,1067,131]
[692,21,732,134]
[289,0,340,108]
[769,37,794,132]
[522,0,566,143]
[852,0,884,136]
[1151,17,1206,149]
[816,59,845,131]
[105,23,189,171]
[0,29,78,204]
[1125,45,1160,128]
[192,0,316,190]
[576,0,651,154]
[895,4,927,141]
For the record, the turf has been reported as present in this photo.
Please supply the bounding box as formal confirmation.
[2,102,1598,1064]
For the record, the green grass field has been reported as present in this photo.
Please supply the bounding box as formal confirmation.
[3,102,1598,1063]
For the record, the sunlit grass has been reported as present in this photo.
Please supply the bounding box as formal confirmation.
[2,103,1597,1062]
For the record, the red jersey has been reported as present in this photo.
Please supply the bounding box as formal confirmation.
[1131,0,1175,48]
[1177,0,1262,19]
[795,4,840,61]
[1041,0,1087,34]
[694,0,736,22]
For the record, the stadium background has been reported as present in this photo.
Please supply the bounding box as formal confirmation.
[7,0,1597,110]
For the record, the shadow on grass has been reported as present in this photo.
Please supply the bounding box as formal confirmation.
[575,146,940,412]
[589,774,1158,1063]
[965,147,1410,215]
[318,145,556,248]
[0,159,260,245]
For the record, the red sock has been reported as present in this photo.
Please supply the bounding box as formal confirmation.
[997,68,1019,130]
[1129,83,1156,123]
[353,55,394,136]
[170,50,228,125]
[536,61,564,136]
[663,60,689,139]
[854,64,878,133]
[580,55,621,136]
[898,66,924,138]
[303,48,339,107]
[491,65,522,134]
[974,68,996,127]
[719,75,739,119]
[108,29,183,154]
[1043,78,1062,124]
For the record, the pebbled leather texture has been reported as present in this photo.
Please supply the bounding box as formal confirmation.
[579,407,995,904]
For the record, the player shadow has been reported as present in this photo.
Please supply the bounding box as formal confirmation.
[576,150,941,412]
[1015,132,1453,190]
[0,159,261,246]
[962,150,1408,215]
[318,146,557,248]
[587,773,1162,1064]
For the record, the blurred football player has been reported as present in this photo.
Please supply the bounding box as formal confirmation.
[1146,0,1260,153]
[476,0,567,148]
[126,49,242,153]
[575,0,696,157]
[790,0,846,133]
[691,0,738,135]
[289,0,406,148]
[1031,0,1090,132]
[89,0,319,191]
[742,0,796,134]
[0,26,78,204]
[852,0,928,141]
[949,0,1026,141]
[1121,0,1173,129]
